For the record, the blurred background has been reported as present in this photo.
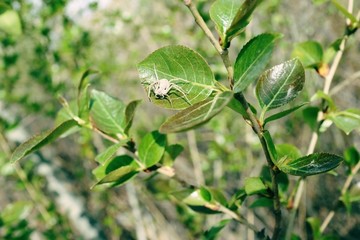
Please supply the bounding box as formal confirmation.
[0,0,359,239]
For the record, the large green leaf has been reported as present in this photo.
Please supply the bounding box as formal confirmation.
[234,33,281,92]
[256,59,305,111]
[11,120,78,163]
[292,41,323,68]
[160,92,233,133]
[138,130,166,168]
[328,109,360,135]
[0,10,22,36]
[90,89,126,135]
[277,152,343,176]
[138,45,216,110]
[244,177,267,195]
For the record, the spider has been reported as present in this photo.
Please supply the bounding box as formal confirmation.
[141,65,191,106]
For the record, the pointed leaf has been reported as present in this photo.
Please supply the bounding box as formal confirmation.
[292,41,323,68]
[92,155,139,187]
[244,177,267,195]
[160,91,232,133]
[277,152,343,176]
[162,144,184,166]
[124,100,141,135]
[328,109,360,135]
[263,130,278,163]
[234,33,281,92]
[202,219,230,240]
[256,59,305,111]
[138,130,166,168]
[95,141,128,165]
[263,102,307,127]
[331,0,358,25]
[90,89,126,135]
[78,69,98,119]
[138,45,216,109]
[11,120,78,163]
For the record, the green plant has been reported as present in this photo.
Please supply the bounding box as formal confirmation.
[6,0,360,239]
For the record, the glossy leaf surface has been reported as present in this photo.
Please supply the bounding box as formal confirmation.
[256,59,305,111]
[11,120,78,163]
[160,92,232,133]
[90,89,126,135]
[138,130,166,168]
[277,152,343,176]
[234,33,281,92]
[138,45,215,109]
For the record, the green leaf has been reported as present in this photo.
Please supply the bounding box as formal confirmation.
[0,2,10,14]
[160,91,232,133]
[0,10,22,36]
[209,0,242,47]
[138,130,166,168]
[90,89,127,135]
[302,106,320,131]
[78,69,98,119]
[227,93,248,117]
[311,91,336,111]
[138,45,216,110]
[234,33,281,92]
[277,152,343,176]
[276,144,302,161]
[182,189,220,213]
[124,100,141,135]
[249,197,273,208]
[162,144,184,166]
[92,155,139,187]
[263,103,308,127]
[307,217,322,239]
[324,38,342,63]
[0,201,32,225]
[95,141,128,165]
[244,177,267,195]
[328,109,360,135]
[292,41,323,68]
[262,130,278,163]
[202,219,230,240]
[200,186,212,202]
[256,59,305,111]
[331,0,358,25]
[343,146,359,168]
[11,120,78,163]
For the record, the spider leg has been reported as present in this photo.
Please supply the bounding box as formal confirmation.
[170,84,192,105]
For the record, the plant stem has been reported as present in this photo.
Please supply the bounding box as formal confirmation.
[184,1,281,238]
[285,1,355,238]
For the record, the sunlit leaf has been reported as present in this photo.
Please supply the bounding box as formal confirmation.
[11,120,78,163]
[276,144,302,161]
[244,177,267,195]
[256,59,305,111]
[138,45,216,109]
[95,141,128,165]
[277,152,343,176]
[160,92,232,133]
[234,33,281,92]
[0,201,32,225]
[292,41,323,68]
[0,10,22,36]
[328,109,360,135]
[138,130,166,168]
[90,89,127,135]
